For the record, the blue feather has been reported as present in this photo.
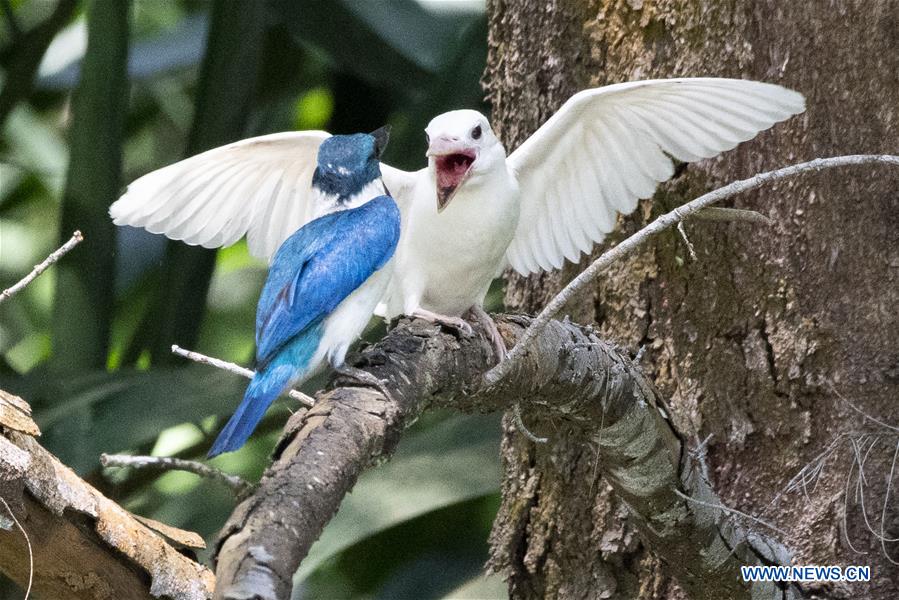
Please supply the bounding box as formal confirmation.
[254,195,400,368]
[209,195,400,457]
[312,133,382,201]
[207,322,324,457]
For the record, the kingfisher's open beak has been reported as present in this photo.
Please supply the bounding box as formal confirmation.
[427,136,477,212]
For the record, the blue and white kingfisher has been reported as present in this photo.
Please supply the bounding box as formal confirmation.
[206,128,400,457]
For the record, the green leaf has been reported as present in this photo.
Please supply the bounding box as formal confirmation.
[37,13,208,90]
[301,492,502,599]
[0,0,78,128]
[49,0,129,374]
[440,572,507,599]
[13,366,247,473]
[134,0,267,366]
[296,411,503,581]
[270,0,478,94]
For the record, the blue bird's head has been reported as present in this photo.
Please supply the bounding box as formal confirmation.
[312,126,390,203]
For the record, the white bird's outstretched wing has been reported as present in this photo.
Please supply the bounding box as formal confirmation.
[504,78,805,275]
[109,130,415,262]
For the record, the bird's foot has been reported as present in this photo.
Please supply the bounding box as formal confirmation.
[466,305,507,361]
[411,308,473,337]
[334,364,394,402]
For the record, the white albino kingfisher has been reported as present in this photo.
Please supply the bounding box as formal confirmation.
[111,78,805,363]
[204,128,399,457]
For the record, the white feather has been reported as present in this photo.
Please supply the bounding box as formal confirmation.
[505,78,805,275]
[109,130,415,263]
[111,78,804,321]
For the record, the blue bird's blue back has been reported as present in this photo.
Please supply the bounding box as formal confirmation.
[255,196,400,366]
[208,195,400,457]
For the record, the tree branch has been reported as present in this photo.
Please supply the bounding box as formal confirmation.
[0,231,82,304]
[0,390,214,599]
[214,316,801,600]
[692,206,772,224]
[101,453,253,498]
[484,154,899,386]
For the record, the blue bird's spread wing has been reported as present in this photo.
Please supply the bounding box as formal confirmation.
[254,196,401,368]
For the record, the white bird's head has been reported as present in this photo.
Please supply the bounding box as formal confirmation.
[425,109,505,212]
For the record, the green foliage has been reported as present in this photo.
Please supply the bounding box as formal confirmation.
[0,0,494,596]
[50,0,129,374]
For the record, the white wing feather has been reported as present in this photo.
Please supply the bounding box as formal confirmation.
[110,130,415,262]
[505,78,805,275]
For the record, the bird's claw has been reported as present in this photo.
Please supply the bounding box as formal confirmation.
[412,309,474,337]
[436,316,473,337]
[491,330,508,361]
[467,305,508,362]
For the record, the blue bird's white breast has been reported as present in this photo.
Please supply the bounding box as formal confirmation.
[311,179,390,219]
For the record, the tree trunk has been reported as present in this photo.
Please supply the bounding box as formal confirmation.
[484,1,899,598]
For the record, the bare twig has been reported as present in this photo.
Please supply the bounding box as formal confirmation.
[485,154,899,386]
[881,439,899,565]
[100,453,253,497]
[0,231,83,304]
[675,209,697,261]
[0,496,32,600]
[831,383,899,433]
[692,207,773,224]
[171,344,315,408]
[672,488,789,538]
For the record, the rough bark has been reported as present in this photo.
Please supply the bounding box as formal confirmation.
[0,390,214,599]
[214,317,799,600]
[484,1,899,598]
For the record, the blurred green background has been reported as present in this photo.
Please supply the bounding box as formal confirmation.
[0,1,506,597]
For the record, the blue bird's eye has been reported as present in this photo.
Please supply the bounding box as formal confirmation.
[471,125,482,140]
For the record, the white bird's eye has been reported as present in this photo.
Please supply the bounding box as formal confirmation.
[471,125,482,140]
[425,132,430,144]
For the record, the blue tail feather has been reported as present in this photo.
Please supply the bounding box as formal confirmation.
[207,364,296,457]
[208,324,324,458]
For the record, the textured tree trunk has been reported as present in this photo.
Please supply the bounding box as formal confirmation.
[484,1,898,598]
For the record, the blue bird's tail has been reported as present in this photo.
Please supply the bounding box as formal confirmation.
[207,364,295,458]
[208,327,324,458]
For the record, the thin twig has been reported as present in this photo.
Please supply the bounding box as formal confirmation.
[100,453,253,496]
[0,231,83,303]
[848,435,899,544]
[171,345,315,408]
[842,439,868,555]
[881,438,899,565]
[485,154,899,386]
[692,207,773,224]
[672,487,789,537]
[675,209,697,261]
[0,496,32,600]
[831,382,899,433]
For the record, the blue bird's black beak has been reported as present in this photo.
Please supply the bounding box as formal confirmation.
[370,125,391,159]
